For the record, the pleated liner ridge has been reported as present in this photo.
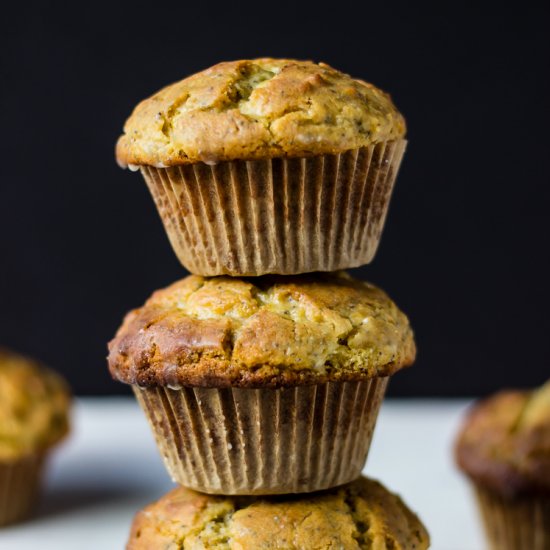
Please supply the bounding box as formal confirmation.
[141,139,406,276]
[134,378,387,495]
[0,454,44,526]
[474,486,550,550]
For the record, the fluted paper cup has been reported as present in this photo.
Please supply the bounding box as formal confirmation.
[140,139,406,275]
[134,377,387,495]
[474,486,550,550]
[0,454,44,526]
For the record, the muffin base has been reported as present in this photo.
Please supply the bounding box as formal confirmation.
[475,486,550,550]
[134,378,387,495]
[0,454,44,526]
[141,140,406,276]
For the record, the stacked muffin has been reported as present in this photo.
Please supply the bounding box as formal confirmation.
[111,59,429,548]
[126,477,428,549]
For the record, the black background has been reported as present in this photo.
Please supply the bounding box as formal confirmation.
[1,4,548,396]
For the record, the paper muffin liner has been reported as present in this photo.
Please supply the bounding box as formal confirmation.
[474,485,550,550]
[0,454,44,526]
[140,139,406,276]
[134,377,388,495]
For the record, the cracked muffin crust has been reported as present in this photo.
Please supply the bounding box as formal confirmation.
[455,380,550,498]
[108,272,415,388]
[116,58,406,167]
[0,348,70,461]
[127,477,430,549]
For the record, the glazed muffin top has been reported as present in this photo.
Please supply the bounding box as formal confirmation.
[127,477,429,550]
[108,272,415,388]
[455,380,550,498]
[116,58,406,168]
[0,349,70,461]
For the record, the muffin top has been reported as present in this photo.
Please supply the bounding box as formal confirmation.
[127,477,429,550]
[455,380,550,498]
[0,349,70,461]
[116,58,406,168]
[108,272,415,388]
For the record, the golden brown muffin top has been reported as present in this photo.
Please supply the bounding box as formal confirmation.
[0,349,70,461]
[127,477,429,550]
[108,273,415,388]
[116,58,406,168]
[455,380,550,498]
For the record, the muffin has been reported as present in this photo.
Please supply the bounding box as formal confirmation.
[455,380,550,550]
[116,58,407,276]
[0,348,70,525]
[108,272,415,495]
[127,476,429,549]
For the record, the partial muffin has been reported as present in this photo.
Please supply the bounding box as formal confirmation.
[127,476,429,549]
[109,272,415,495]
[116,58,407,276]
[0,348,70,525]
[455,380,550,550]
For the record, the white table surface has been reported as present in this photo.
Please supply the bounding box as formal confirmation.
[0,397,485,550]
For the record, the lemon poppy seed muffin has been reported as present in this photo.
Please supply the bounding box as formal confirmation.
[127,477,429,550]
[108,272,415,388]
[0,348,70,525]
[455,380,550,550]
[116,59,405,167]
[115,59,407,275]
[108,272,415,495]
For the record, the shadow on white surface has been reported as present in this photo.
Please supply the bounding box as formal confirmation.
[35,486,151,522]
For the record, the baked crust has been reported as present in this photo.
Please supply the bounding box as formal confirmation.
[455,381,550,498]
[108,273,415,388]
[116,59,405,167]
[127,477,429,549]
[0,349,70,461]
